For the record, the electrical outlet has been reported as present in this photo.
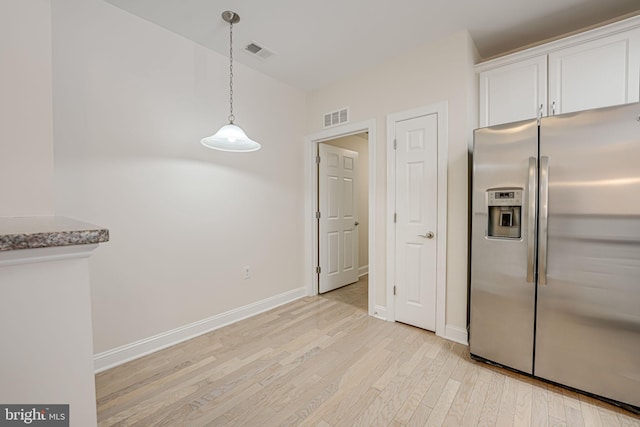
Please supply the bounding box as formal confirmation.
[243,266,251,279]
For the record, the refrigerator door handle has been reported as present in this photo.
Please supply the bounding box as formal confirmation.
[527,157,537,283]
[538,156,550,285]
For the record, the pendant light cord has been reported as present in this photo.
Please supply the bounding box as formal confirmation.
[228,18,235,124]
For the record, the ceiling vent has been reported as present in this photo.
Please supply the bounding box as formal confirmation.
[244,41,275,60]
[323,107,349,128]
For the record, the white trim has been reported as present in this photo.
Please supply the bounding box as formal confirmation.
[373,305,387,321]
[386,102,448,339]
[445,324,469,346]
[358,265,369,277]
[304,119,377,318]
[94,287,307,373]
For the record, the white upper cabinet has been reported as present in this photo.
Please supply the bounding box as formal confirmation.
[548,28,640,115]
[479,56,547,127]
[477,17,640,127]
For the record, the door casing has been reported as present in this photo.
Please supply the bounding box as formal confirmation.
[387,103,448,337]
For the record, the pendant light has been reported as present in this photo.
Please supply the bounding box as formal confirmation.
[201,11,261,152]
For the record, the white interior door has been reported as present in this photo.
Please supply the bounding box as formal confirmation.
[319,143,359,293]
[394,114,438,331]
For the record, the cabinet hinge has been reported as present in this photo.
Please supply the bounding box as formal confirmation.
[315,211,321,219]
[316,266,321,274]
[316,155,321,164]
[393,139,397,150]
[393,285,396,296]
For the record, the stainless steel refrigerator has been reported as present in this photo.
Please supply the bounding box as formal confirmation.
[469,102,640,411]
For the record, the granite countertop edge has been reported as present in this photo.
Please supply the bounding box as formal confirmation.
[0,217,110,252]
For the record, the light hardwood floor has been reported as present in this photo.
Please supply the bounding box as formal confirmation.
[96,276,640,426]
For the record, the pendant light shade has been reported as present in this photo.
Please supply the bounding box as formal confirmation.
[201,123,260,152]
[201,11,261,152]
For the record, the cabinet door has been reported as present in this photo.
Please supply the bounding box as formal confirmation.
[549,28,640,115]
[479,55,547,127]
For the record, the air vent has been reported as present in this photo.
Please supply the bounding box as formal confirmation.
[323,107,349,128]
[244,41,275,60]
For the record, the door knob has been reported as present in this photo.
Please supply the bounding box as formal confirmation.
[418,231,434,239]
[355,221,360,226]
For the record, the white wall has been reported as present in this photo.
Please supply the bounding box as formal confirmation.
[0,0,54,216]
[52,0,307,355]
[1,248,99,426]
[306,31,477,337]
[325,134,369,272]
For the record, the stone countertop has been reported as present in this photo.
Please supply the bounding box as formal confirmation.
[0,216,109,251]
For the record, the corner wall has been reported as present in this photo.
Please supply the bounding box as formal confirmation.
[306,31,477,341]
[52,0,307,357]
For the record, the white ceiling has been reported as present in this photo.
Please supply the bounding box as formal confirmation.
[105,0,640,91]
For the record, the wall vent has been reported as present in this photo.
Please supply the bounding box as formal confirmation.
[323,107,349,128]
[244,41,275,60]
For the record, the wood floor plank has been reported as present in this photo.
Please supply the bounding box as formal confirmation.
[295,340,393,426]
[389,356,438,425]
[599,407,623,427]
[368,351,432,426]
[514,378,533,427]
[256,328,382,426]
[407,403,433,427]
[579,395,604,427]
[477,369,505,427]
[531,382,550,427]
[549,415,568,427]
[460,366,492,427]
[425,379,461,427]
[619,414,640,427]
[547,384,567,423]
[441,363,479,426]
[420,342,460,408]
[99,347,276,424]
[449,347,471,382]
[325,387,380,427]
[496,375,519,427]
[95,276,640,427]
[563,388,586,427]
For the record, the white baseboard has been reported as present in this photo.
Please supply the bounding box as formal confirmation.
[94,287,308,373]
[372,305,387,321]
[445,324,468,346]
[358,265,369,277]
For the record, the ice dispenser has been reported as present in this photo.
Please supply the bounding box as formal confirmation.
[487,188,523,239]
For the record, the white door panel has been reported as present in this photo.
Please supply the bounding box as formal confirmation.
[319,143,359,293]
[394,114,438,331]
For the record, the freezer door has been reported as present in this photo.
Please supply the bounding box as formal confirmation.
[536,103,640,408]
[470,119,538,374]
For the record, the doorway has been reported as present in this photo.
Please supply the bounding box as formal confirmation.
[387,103,448,336]
[305,120,376,317]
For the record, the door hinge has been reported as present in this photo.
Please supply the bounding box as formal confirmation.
[316,155,321,164]
[316,266,321,274]
[393,285,396,296]
[315,211,321,219]
[394,213,397,223]
[393,139,397,150]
